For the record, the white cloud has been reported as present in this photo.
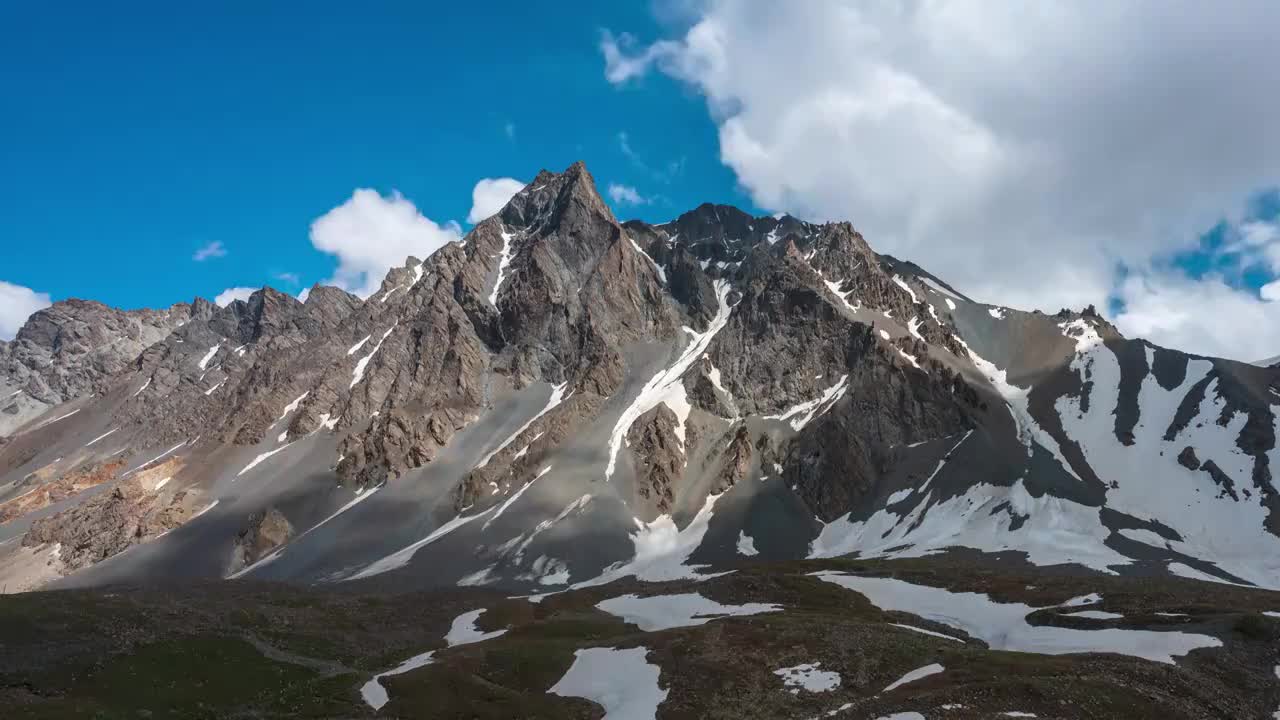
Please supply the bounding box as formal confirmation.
[193,241,226,261]
[0,281,52,340]
[504,122,516,141]
[467,177,525,224]
[608,183,649,206]
[1114,272,1280,361]
[214,287,257,307]
[274,271,301,286]
[604,2,1280,329]
[311,189,463,298]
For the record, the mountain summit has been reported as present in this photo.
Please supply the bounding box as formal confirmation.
[3,163,1280,717]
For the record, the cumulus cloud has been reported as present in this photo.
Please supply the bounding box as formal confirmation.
[0,281,52,340]
[193,241,226,261]
[608,183,649,206]
[311,189,463,298]
[1115,272,1280,362]
[604,1,1280,328]
[467,177,525,224]
[214,287,257,307]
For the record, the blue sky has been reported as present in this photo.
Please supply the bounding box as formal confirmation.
[3,2,1279,360]
[0,2,752,311]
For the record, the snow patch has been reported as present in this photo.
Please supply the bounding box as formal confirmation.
[349,505,496,580]
[196,344,220,370]
[85,427,119,447]
[483,465,552,529]
[550,647,668,720]
[360,650,436,711]
[605,280,733,481]
[883,663,944,693]
[892,275,919,304]
[237,442,295,477]
[891,623,964,643]
[629,235,667,284]
[1064,610,1123,620]
[919,276,962,300]
[445,608,508,646]
[350,323,397,389]
[763,375,849,431]
[737,530,759,556]
[488,229,516,306]
[596,592,779,631]
[775,662,841,694]
[816,573,1220,663]
[810,476,1130,575]
[346,335,371,356]
[477,383,568,469]
[574,492,727,587]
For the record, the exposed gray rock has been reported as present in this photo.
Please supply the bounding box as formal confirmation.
[0,299,192,435]
[227,508,293,575]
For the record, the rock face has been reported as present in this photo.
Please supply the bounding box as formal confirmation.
[227,508,293,575]
[0,299,192,435]
[2,159,1280,599]
[23,458,194,573]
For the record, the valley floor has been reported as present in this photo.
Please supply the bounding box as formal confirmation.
[2,555,1278,719]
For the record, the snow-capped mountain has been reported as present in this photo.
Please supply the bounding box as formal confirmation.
[2,161,1278,596]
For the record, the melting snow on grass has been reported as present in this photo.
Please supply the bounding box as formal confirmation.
[763,375,849,431]
[550,647,668,720]
[988,307,1006,319]
[360,650,435,711]
[1065,610,1123,620]
[445,608,508,646]
[605,280,733,481]
[350,323,397,389]
[815,573,1220,663]
[890,623,964,642]
[883,663,944,692]
[595,592,779,631]
[775,662,841,694]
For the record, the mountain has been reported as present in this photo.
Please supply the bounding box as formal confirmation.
[2,162,1279,718]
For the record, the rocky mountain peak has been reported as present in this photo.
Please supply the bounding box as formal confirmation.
[498,161,613,235]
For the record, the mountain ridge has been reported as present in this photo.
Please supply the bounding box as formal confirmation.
[1,160,1277,597]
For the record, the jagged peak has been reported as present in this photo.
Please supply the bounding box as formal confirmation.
[496,160,614,234]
